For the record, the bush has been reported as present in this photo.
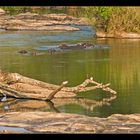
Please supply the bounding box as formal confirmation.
[107,7,140,33]
[0,7,32,15]
[74,6,140,33]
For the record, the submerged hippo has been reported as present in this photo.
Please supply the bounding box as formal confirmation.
[79,43,94,49]
[59,43,68,49]
[58,43,102,50]
[18,50,28,54]
[48,48,57,55]
[18,50,44,56]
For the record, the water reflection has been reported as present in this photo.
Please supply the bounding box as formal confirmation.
[0,95,116,117]
[109,43,140,88]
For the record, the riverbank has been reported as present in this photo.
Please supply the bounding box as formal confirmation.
[0,111,140,133]
[1,7,140,39]
[96,30,140,39]
[0,10,89,31]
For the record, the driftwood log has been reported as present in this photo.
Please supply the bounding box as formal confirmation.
[0,70,116,101]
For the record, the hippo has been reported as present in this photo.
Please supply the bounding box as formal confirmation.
[58,43,95,50]
[18,50,28,54]
[59,43,68,49]
[48,48,57,55]
[18,50,38,56]
[79,43,94,49]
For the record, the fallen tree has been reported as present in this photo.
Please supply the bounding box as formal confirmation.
[0,70,116,101]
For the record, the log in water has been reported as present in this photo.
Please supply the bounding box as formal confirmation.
[0,70,116,101]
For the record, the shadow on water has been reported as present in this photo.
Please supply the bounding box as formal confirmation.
[0,95,117,117]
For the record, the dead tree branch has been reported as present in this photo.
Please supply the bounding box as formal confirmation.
[0,70,117,100]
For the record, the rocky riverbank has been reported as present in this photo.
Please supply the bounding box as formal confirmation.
[0,8,140,39]
[96,30,140,39]
[0,112,140,134]
[0,9,89,31]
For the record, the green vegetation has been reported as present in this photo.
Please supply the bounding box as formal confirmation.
[76,7,140,33]
[0,6,71,15]
[64,6,140,33]
[0,6,52,15]
[107,7,140,33]
[0,7,31,15]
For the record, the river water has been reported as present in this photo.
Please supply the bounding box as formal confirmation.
[0,26,140,118]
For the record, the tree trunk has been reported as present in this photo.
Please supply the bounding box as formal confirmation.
[0,70,116,101]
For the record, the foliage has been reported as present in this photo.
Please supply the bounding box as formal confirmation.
[0,7,31,15]
[0,6,52,15]
[75,6,140,33]
[107,7,140,33]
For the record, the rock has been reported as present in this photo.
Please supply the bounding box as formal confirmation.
[0,12,89,31]
[6,25,80,31]
[4,19,26,26]
[1,112,140,133]
[73,17,90,25]
[46,13,76,21]
[14,12,40,20]
[96,31,107,38]
[0,8,5,16]
[117,32,140,39]
[96,30,140,39]
[14,12,88,25]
